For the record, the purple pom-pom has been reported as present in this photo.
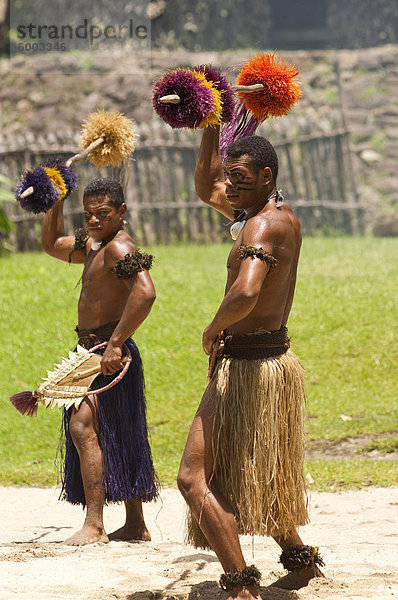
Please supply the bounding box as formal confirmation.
[194,64,235,123]
[42,157,77,198]
[9,391,38,417]
[16,166,58,214]
[153,69,214,128]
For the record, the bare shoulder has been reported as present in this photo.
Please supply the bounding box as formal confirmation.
[281,202,300,229]
[104,231,137,266]
[242,205,294,248]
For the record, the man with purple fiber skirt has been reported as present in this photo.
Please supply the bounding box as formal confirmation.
[42,177,158,545]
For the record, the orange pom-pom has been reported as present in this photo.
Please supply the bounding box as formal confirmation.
[236,52,301,121]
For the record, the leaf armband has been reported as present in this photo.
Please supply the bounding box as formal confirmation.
[68,228,89,263]
[237,245,277,268]
[112,250,153,279]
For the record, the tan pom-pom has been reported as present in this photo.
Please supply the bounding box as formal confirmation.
[80,110,136,168]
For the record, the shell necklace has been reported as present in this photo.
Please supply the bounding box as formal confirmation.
[229,190,284,240]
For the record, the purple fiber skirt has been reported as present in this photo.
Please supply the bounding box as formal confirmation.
[58,338,158,506]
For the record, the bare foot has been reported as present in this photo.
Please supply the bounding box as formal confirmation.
[63,524,109,546]
[270,566,325,590]
[108,523,151,542]
[223,584,261,600]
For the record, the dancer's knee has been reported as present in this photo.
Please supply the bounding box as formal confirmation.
[177,462,192,500]
[178,461,210,508]
[69,414,97,450]
[177,458,206,503]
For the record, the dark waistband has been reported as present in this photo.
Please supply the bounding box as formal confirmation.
[222,326,290,360]
[75,321,119,349]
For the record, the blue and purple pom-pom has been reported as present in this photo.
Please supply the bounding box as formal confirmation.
[16,166,59,214]
[16,159,77,214]
[42,158,77,199]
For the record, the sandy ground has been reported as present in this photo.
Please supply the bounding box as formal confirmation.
[0,486,397,600]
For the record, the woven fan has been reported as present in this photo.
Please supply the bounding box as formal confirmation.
[10,342,132,417]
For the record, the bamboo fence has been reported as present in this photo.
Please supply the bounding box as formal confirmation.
[0,115,364,250]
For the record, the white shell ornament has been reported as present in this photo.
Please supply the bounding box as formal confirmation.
[230,220,246,240]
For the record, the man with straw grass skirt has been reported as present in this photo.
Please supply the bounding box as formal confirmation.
[177,127,324,598]
[42,177,157,545]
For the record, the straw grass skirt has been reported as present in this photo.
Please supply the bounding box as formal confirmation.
[186,349,309,549]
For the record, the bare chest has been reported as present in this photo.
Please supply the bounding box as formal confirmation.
[80,251,122,296]
[82,251,106,284]
[226,239,243,288]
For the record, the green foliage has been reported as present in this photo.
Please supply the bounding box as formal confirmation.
[306,459,398,491]
[0,0,9,55]
[292,237,397,442]
[359,83,390,102]
[0,173,14,202]
[319,88,339,106]
[0,238,397,490]
[360,437,398,454]
[369,133,387,154]
[0,173,16,253]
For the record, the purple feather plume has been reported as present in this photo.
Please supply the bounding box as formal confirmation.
[16,166,58,214]
[153,69,214,128]
[9,391,38,417]
[219,104,260,163]
[42,157,77,198]
[194,64,235,123]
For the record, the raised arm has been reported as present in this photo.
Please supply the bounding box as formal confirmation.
[195,126,234,220]
[41,200,87,264]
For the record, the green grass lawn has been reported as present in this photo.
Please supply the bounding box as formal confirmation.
[0,237,397,491]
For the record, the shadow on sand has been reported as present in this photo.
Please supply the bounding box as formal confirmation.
[127,580,300,600]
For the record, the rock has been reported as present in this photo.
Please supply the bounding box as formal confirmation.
[16,99,31,112]
[359,149,382,164]
[28,91,45,104]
